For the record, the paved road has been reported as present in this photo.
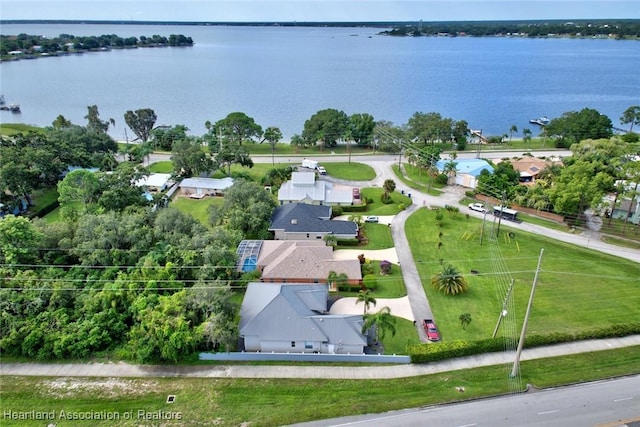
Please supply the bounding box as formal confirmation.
[290,374,640,427]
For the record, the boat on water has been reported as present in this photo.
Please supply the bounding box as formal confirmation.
[0,95,21,113]
[529,116,549,126]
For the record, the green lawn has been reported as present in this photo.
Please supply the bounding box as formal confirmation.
[358,222,394,249]
[0,123,44,135]
[148,160,173,173]
[361,188,412,215]
[1,346,637,427]
[395,163,445,195]
[337,262,406,299]
[213,162,293,182]
[322,162,376,181]
[382,317,419,354]
[406,208,640,343]
[170,197,224,227]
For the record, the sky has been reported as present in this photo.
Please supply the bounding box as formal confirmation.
[0,0,638,22]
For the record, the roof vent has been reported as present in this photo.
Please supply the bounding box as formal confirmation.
[291,219,297,224]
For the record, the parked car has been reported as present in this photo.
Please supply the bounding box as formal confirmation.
[468,203,486,213]
[316,166,327,175]
[423,319,441,342]
[364,216,379,223]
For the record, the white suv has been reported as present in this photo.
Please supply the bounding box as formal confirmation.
[468,203,486,213]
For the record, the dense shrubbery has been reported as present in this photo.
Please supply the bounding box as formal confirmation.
[407,323,640,363]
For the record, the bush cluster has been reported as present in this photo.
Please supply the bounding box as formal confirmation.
[407,323,640,363]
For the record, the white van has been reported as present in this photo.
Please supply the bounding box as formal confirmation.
[301,159,319,170]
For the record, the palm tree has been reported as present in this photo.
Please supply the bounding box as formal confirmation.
[327,271,338,290]
[509,125,518,144]
[522,128,532,149]
[459,312,472,330]
[323,234,337,247]
[361,306,396,343]
[356,289,377,314]
[431,264,468,295]
[382,179,396,203]
[443,160,457,185]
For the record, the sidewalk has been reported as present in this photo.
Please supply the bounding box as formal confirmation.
[2,336,638,380]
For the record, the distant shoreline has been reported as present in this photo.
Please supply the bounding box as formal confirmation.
[2,18,639,27]
[3,19,637,40]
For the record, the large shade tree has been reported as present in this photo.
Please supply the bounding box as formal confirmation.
[544,108,613,148]
[406,111,453,146]
[171,138,213,178]
[209,180,277,239]
[150,124,189,151]
[124,108,157,142]
[620,105,640,133]
[85,105,114,133]
[208,112,263,146]
[349,113,376,147]
[302,108,349,148]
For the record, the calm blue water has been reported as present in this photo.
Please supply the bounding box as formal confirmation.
[1,23,639,140]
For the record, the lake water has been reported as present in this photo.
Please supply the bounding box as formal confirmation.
[1,23,639,140]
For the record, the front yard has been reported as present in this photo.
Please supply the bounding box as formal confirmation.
[406,207,640,343]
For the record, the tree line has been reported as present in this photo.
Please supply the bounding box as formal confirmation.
[381,19,640,39]
[0,32,194,56]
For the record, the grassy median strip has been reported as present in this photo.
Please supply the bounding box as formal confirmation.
[2,346,638,426]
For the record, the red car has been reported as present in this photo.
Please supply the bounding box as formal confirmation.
[423,319,441,342]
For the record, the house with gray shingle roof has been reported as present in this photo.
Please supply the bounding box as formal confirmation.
[269,203,358,240]
[278,172,353,206]
[239,283,367,354]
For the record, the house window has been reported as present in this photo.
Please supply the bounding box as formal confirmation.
[291,341,296,348]
[316,235,322,239]
[305,341,313,349]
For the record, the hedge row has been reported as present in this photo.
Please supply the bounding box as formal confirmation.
[30,200,60,218]
[341,204,368,213]
[407,323,640,364]
[335,238,360,247]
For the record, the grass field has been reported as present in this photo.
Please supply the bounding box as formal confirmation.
[360,188,412,215]
[322,161,376,181]
[406,208,640,342]
[1,346,638,427]
[358,222,394,249]
[169,197,224,227]
[148,161,173,173]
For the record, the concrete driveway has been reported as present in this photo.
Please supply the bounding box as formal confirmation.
[333,247,398,264]
[329,295,414,322]
[333,214,395,225]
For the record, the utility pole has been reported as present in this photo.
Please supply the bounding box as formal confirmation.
[511,248,544,378]
[495,191,507,238]
[479,208,488,245]
[492,279,515,338]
